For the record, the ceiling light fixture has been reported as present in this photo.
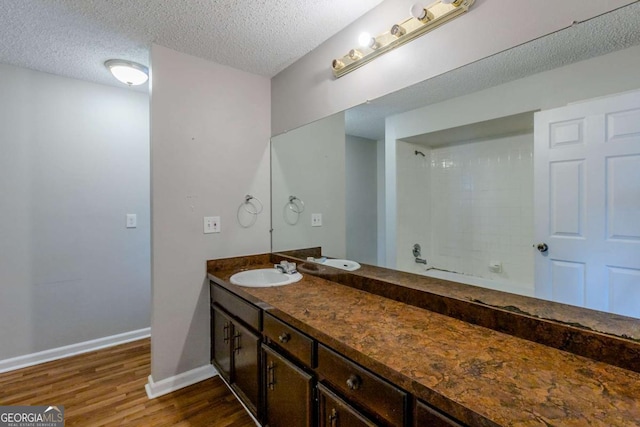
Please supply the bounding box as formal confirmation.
[358,32,378,49]
[390,24,406,38]
[104,59,149,86]
[410,4,429,21]
[331,0,475,78]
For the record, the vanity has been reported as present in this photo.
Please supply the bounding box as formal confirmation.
[208,252,640,427]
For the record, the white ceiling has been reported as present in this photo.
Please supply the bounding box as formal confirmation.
[0,0,384,91]
[346,2,640,141]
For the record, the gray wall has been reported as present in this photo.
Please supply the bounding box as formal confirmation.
[387,46,640,140]
[272,113,346,258]
[345,135,378,265]
[0,62,150,360]
[271,0,635,136]
[150,45,271,382]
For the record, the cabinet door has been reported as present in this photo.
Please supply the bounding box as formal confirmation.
[212,305,232,381]
[415,400,466,427]
[263,344,313,427]
[318,383,376,427]
[232,321,261,416]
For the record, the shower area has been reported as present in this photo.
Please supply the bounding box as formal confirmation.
[394,113,536,296]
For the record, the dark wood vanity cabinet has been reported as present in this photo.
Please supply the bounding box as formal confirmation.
[317,344,408,427]
[263,344,314,427]
[414,400,467,427]
[231,320,261,411]
[211,284,262,417]
[263,312,315,367]
[210,280,465,427]
[318,383,376,427]
[211,305,232,380]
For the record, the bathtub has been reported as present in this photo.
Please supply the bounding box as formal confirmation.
[418,268,535,297]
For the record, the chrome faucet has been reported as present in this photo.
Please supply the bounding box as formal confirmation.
[275,260,297,274]
[413,243,427,265]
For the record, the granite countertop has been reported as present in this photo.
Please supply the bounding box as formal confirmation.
[209,263,640,427]
[353,263,640,342]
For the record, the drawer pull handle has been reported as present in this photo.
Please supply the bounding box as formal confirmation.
[223,322,230,343]
[278,332,291,343]
[346,374,362,390]
[267,361,276,391]
[329,408,338,427]
[233,332,242,354]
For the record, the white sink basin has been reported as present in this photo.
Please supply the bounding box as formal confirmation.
[322,259,361,271]
[230,268,303,287]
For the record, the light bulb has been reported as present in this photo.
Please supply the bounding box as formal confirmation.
[410,4,428,20]
[358,32,375,48]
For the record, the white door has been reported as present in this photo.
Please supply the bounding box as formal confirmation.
[534,90,640,318]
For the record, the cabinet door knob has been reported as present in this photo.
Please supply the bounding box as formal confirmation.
[346,374,362,390]
[278,332,291,343]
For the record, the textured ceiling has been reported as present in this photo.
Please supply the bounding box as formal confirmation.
[346,2,640,141]
[0,0,384,91]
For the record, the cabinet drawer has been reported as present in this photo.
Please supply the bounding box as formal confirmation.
[211,282,261,331]
[317,344,407,426]
[415,400,466,427]
[318,383,376,427]
[264,313,315,367]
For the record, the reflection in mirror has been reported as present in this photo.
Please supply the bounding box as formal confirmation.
[271,4,640,320]
[271,113,347,257]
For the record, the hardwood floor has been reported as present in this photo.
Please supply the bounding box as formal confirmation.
[0,339,256,426]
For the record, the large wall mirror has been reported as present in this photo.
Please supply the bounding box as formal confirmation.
[271,4,640,323]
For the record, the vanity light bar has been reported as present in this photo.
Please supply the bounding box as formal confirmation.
[332,0,475,78]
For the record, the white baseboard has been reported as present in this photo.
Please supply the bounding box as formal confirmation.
[0,327,151,374]
[145,364,218,399]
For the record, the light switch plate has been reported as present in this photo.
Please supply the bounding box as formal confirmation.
[311,213,322,227]
[204,216,221,234]
[126,214,137,228]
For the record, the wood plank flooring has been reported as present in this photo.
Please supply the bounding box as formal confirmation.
[0,339,255,426]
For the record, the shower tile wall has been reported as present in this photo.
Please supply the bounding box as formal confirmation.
[396,133,534,290]
[430,133,534,288]
[396,140,431,272]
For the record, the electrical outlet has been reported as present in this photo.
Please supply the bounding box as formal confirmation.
[126,214,137,228]
[211,216,221,233]
[205,216,221,233]
[311,213,322,227]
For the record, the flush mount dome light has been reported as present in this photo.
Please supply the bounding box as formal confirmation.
[104,59,149,86]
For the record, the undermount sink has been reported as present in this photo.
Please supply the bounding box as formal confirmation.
[230,268,303,287]
[322,259,361,271]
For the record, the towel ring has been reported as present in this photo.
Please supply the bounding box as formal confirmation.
[237,194,263,228]
[288,196,305,214]
[243,195,263,215]
[283,195,305,225]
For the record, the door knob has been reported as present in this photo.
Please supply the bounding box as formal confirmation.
[536,243,548,253]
